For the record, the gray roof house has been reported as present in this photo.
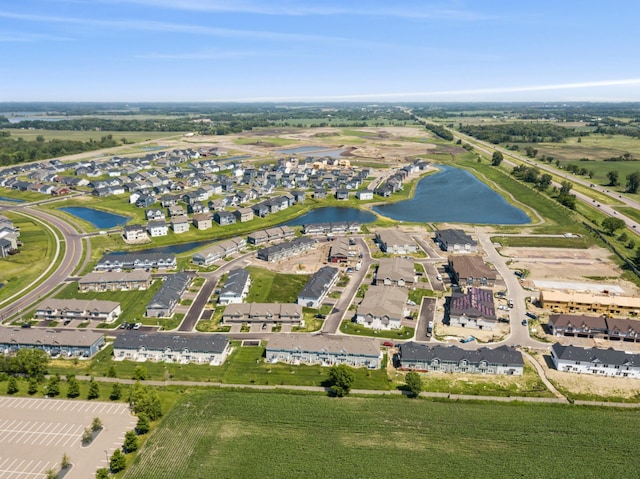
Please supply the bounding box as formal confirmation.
[218,268,251,305]
[145,271,196,318]
[551,343,640,378]
[399,342,524,375]
[266,334,381,369]
[435,229,478,253]
[297,266,339,308]
[96,252,177,271]
[113,332,230,365]
[356,285,408,330]
[0,328,105,359]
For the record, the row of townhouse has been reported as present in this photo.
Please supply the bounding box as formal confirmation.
[375,257,416,288]
[302,221,361,235]
[266,334,382,369]
[540,290,640,317]
[551,343,640,378]
[399,342,524,375]
[78,271,153,292]
[297,266,339,308]
[35,299,121,324]
[146,271,196,318]
[0,328,105,359]
[375,229,418,255]
[548,314,640,342]
[95,252,177,271]
[222,303,303,325]
[247,226,294,245]
[113,332,230,365]
[448,287,497,330]
[373,161,427,197]
[356,285,409,330]
[192,237,248,266]
[257,236,316,262]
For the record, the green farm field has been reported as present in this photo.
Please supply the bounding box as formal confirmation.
[124,389,640,479]
[1,129,184,143]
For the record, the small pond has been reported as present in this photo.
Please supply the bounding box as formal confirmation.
[0,196,25,203]
[373,165,530,224]
[59,207,130,229]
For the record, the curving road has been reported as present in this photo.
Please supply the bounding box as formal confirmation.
[0,206,84,322]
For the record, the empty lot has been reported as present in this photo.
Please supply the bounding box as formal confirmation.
[0,396,135,479]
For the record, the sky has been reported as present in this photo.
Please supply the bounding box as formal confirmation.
[2,0,640,102]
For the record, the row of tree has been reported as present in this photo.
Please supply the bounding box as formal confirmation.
[459,122,576,144]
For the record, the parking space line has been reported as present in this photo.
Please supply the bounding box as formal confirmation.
[0,421,19,443]
[9,421,33,444]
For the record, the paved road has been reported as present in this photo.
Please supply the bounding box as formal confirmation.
[177,251,255,331]
[322,237,372,334]
[0,207,84,322]
[415,297,436,342]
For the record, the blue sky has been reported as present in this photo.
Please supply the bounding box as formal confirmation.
[2,0,639,102]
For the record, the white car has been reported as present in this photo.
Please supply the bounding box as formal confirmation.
[133,322,142,330]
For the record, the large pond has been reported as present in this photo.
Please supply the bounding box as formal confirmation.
[59,207,130,229]
[373,165,530,224]
[285,207,376,226]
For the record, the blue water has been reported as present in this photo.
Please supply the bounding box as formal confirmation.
[142,145,169,151]
[0,196,25,203]
[285,207,376,226]
[59,207,130,229]
[373,165,530,224]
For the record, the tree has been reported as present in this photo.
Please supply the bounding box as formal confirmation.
[619,232,628,243]
[66,375,80,398]
[14,348,49,380]
[602,217,626,235]
[46,374,60,397]
[61,453,71,469]
[109,449,126,473]
[133,365,148,381]
[123,430,139,453]
[87,377,100,400]
[92,417,103,432]
[28,377,38,395]
[491,151,503,166]
[6,376,18,395]
[135,413,151,435]
[404,371,422,398]
[559,181,573,195]
[536,174,552,191]
[110,382,122,401]
[328,364,355,397]
[607,171,619,186]
[627,240,635,250]
[107,364,117,378]
[626,172,640,194]
[45,469,57,479]
[96,468,110,479]
[129,382,163,420]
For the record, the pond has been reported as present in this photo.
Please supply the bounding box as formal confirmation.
[285,207,376,226]
[373,165,530,224]
[0,196,25,203]
[59,207,130,229]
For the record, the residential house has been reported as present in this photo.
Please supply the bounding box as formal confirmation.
[0,329,105,359]
[257,236,316,262]
[551,343,640,378]
[113,332,230,365]
[233,207,254,223]
[192,213,212,231]
[297,266,339,308]
[356,286,408,330]
[448,287,497,330]
[148,220,168,238]
[375,258,416,288]
[356,190,374,200]
[145,208,165,221]
[335,189,350,200]
[375,229,418,255]
[35,299,121,324]
[214,211,236,226]
[399,342,523,375]
[218,268,251,305]
[78,271,152,292]
[145,271,196,318]
[539,290,640,317]
[448,255,497,287]
[266,334,381,369]
[171,216,191,234]
[435,229,478,253]
[95,252,176,271]
[222,303,303,325]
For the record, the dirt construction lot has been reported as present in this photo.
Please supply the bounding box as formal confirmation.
[0,397,136,479]
[499,245,640,295]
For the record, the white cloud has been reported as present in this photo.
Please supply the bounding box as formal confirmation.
[225,79,640,102]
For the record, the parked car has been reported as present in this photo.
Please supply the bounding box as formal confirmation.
[382,341,394,348]
[521,319,528,326]
[133,322,142,330]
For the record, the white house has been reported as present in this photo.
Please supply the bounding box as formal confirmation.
[356,286,408,330]
[148,220,168,237]
[551,343,640,378]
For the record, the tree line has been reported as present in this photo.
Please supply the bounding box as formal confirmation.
[459,122,577,144]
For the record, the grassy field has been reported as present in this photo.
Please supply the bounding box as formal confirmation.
[2,129,184,143]
[340,320,415,340]
[54,280,162,325]
[490,235,591,248]
[245,267,309,303]
[0,212,59,307]
[124,388,640,479]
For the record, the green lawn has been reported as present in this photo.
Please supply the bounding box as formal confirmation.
[124,388,640,479]
[53,280,163,324]
[490,236,591,248]
[340,320,415,340]
[0,212,60,308]
[245,267,309,303]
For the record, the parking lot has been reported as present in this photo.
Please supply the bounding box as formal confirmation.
[0,397,136,478]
